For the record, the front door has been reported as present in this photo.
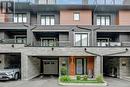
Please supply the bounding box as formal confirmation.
[76,59,84,75]
[43,60,58,75]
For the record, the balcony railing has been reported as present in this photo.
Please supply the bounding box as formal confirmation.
[32,41,71,47]
[97,42,121,47]
[1,39,130,47]
[0,39,26,44]
[97,42,130,47]
[122,42,130,46]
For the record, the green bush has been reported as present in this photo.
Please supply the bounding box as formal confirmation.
[82,75,88,81]
[60,67,67,76]
[76,75,81,80]
[59,75,71,82]
[96,75,104,83]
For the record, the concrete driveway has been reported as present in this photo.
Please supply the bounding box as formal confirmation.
[0,77,130,87]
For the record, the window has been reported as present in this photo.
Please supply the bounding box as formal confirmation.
[41,15,55,25]
[96,15,110,25]
[76,59,84,75]
[75,33,89,46]
[74,12,80,21]
[14,14,27,23]
[39,0,56,4]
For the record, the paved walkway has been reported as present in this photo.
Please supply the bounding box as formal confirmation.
[0,77,130,87]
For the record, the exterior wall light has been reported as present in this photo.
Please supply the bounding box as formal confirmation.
[62,61,66,66]
[122,61,127,66]
[52,47,54,51]
[11,44,14,48]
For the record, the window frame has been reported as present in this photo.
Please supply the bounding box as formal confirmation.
[96,15,111,25]
[73,12,80,21]
[74,32,90,47]
[13,13,27,23]
[41,15,55,25]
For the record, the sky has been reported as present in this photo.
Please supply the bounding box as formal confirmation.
[57,0,82,4]
[6,0,124,5]
[57,0,124,4]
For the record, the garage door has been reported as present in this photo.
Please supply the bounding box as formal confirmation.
[43,60,58,75]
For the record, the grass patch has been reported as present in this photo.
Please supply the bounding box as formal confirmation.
[61,79,104,83]
[59,75,105,84]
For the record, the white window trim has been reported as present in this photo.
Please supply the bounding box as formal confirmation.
[41,15,55,25]
[13,14,27,23]
[74,32,90,46]
[96,15,111,26]
[73,12,80,21]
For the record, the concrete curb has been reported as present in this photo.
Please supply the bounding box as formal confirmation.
[59,81,108,86]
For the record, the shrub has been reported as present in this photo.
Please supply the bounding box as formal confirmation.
[82,75,88,81]
[59,75,71,82]
[60,67,67,76]
[76,75,81,80]
[96,75,104,83]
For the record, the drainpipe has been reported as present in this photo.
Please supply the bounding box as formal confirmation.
[23,24,37,46]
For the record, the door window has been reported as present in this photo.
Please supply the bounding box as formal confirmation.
[76,59,83,74]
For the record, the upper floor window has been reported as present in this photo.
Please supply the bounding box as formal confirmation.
[74,12,80,21]
[14,14,27,23]
[38,0,56,4]
[74,33,89,46]
[41,15,55,25]
[96,15,110,25]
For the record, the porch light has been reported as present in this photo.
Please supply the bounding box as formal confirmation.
[11,44,14,48]
[62,61,66,66]
[122,61,127,66]
[51,47,54,51]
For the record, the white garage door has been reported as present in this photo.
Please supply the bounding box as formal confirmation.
[43,60,58,75]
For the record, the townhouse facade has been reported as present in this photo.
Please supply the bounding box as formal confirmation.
[0,0,130,81]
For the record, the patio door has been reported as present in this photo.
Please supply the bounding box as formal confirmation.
[76,59,84,75]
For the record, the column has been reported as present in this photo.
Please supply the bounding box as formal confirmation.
[94,56,103,77]
[59,57,68,76]
[21,53,28,80]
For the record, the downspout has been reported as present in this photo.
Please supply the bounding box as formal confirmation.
[23,24,37,46]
